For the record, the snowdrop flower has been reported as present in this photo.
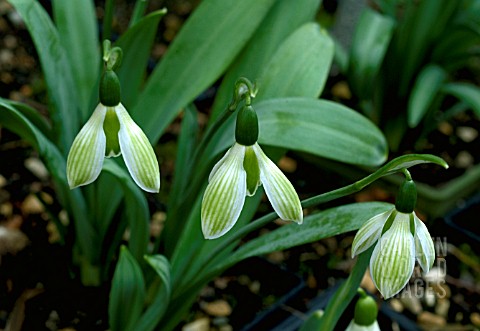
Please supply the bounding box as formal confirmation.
[345,289,381,331]
[351,177,435,298]
[201,104,302,239]
[67,70,160,193]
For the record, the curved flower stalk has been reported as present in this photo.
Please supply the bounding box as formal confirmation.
[67,49,160,193]
[201,97,302,239]
[351,176,435,298]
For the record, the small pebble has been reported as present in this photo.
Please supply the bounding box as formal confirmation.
[360,271,377,294]
[25,157,49,180]
[201,300,232,317]
[400,296,422,315]
[471,312,480,326]
[0,175,6,188]
[438,122,453,136]
[389,298,404,313]
[417,311,446,326]
[21,194,44,214]
[278,156,297,173]
[457,126,478,143]
[454,151,474,168]
[331,81,351,99]
[435,298,450,318]
[182,317,210,331]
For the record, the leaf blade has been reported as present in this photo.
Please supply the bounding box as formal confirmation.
[115,9,167,109]
[136,255,172,331]
[9,0,80,151]
[441,82,480,118]
[52,0,99,120]
[132,0,277,143]
[109,246,146,331]
[257,22,334,100]
[348,8,395,100]
[407,64,447,127]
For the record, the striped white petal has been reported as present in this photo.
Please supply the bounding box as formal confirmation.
[253,143,303,224]
[67,104,107,189]
[209,143,237,182]
[370,212,415,298]
[414,214,435,273]
[116,103,160,193]
[201,143,246,239]
[352,209,393,257]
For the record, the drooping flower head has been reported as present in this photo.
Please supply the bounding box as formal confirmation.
[66,44,160,193]
[201,82,302,239]
[351,174,435,298]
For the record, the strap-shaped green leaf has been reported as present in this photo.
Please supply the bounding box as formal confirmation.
[407,64,447,127]
[6,100,52,139]
[109,246,146,331]
[9,0,80,151]
[210,0,322,119]
[257,98,387,166]
[348,8,395,100]
[226,202,391,266]
[442,82,480,118]
[103,160,150,262]
[389,0,459,96]
[52,0,99,121]
[136,255,172,331]
[116,9,167,109]
[257,22,334,100]
[131,0,276,143]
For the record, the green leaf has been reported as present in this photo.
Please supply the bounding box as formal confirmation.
[9,0,80,151]
[132,0,276,143]
[314,247,374,331]
[225,202,391,266]
[52,0,99,120]
[109,246,146,331]
[348,8,395,100]
[136,255,172,331]
[407,64,447,127]
[6,100,52,138]
[0,99,96,262]
[391,0,459,96]
[103,160,150,262]
[257,23,334,100]
[169,104,199,206]
[116,9,167,109]
[431,28,480,71]
[255,98,387,166]
[129,0,151,27]
[333,38,349,73]
[209,0,322,119]
[441,82,480,118]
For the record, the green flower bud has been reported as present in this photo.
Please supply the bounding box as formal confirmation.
[100,70,121,106]
[395,178,417,213]
[354,289,378,326]
[235,105,258,146]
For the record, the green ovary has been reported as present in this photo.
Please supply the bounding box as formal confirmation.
[103,107,121,157]
[243,146,260,196]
